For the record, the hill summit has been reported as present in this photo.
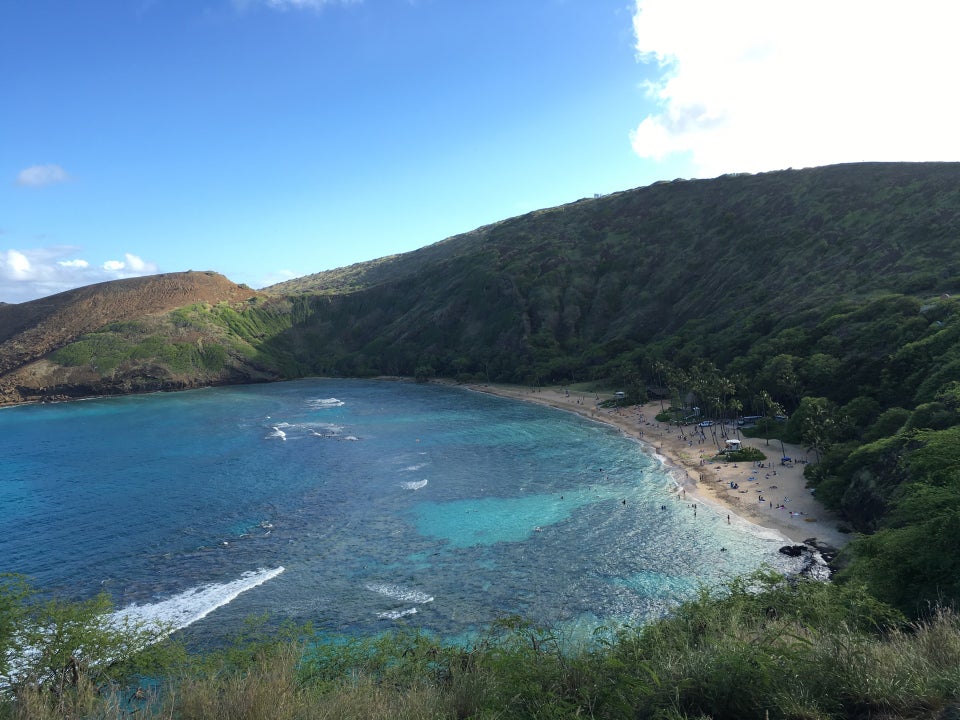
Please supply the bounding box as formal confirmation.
[0,271,258,404]
[3,161,960,404]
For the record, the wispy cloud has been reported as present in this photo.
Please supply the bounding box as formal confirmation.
[16,164,71,187]
[630,0,960,176]
[0,247,159,303]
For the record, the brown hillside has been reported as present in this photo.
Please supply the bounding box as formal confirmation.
[0,271,257,377]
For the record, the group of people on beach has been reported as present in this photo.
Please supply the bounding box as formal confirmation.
[501,386,841,546]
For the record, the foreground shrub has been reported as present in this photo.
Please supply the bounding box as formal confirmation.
[612,572,960,720]
[6,573,960,719]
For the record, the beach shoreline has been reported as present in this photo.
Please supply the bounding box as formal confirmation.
[450,381,850,549]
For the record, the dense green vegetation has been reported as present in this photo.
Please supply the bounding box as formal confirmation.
[264,162,960,385]
[16,161,960,715]
[6,572,960,719]
[49,298,314,386]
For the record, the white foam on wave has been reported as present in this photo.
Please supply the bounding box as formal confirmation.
[1,568,286,688]
[307,398,345,409]
[364,583,434,604]
[307,422,344,435]
[268,426,287,441]
[401,479,429,491]
[402,463,428,472]
[377,607,418,620]
[113,567,285,633]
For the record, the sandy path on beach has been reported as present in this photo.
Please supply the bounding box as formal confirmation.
[458,383,850,549]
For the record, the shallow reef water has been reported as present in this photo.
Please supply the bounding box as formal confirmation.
[0,379,806,645]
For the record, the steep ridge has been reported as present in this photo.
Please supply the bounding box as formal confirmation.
[4,161,960,401]
[267,162,960,303]
[263,162,960,381]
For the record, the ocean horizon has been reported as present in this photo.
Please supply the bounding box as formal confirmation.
[1,379,810,646]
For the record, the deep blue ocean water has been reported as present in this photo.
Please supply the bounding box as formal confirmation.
[0,379,802,645]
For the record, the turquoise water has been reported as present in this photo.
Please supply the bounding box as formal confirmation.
[0,379,799,644]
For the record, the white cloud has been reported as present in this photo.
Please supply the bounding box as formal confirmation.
[16,164,70,187]
[630,0,960,176]
[124,253,151,272]
[0,246,159,303]
[101,254,158,274]
[4,250,33,278]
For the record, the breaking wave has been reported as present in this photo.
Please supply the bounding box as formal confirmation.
[364,583,434,604]
[113,567,285,633]
[307,398,345,409]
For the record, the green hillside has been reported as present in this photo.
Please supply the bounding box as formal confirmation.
[8,161,960,717]
[20,162,960,399]
[263,162,960,384]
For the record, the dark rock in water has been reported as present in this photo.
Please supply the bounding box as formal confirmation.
[803,537,838,553]
[803,537,840,563]
[778,540,841,579]
[779,544,807,557]
[778,543,832,580]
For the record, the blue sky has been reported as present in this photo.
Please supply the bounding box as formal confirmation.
[3,0,958,303]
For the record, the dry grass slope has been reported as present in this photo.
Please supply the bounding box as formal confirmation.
[0,271,258,403]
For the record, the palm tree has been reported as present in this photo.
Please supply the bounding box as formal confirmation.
[758,390,785,447]
[653,361,669,413]
[729,398,744,440]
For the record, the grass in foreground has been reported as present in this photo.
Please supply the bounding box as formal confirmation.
[4,572,960,720]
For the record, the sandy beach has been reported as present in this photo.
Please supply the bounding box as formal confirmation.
[457,383,850,549]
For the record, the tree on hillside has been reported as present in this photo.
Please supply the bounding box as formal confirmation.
[1,577,174,713]
[757,354,804,410]
[843,477,960,616]
[793,397,840,462]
